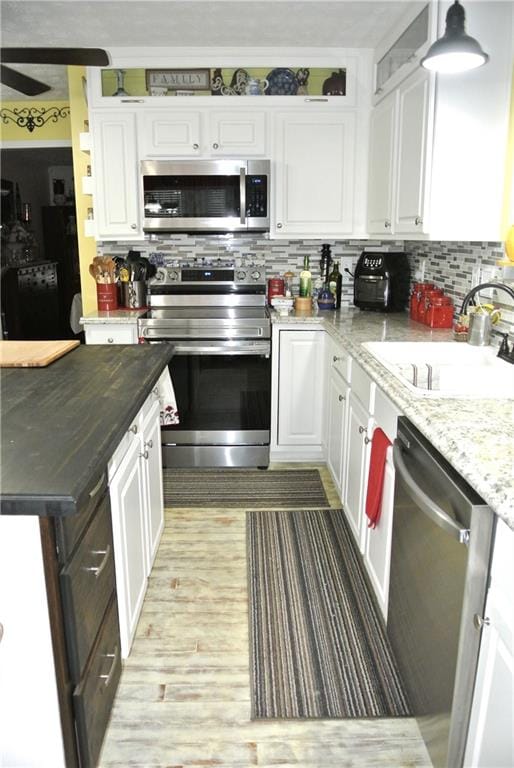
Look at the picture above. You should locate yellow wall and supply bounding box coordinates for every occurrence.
[67,67,97,315]
[0,100,71,141]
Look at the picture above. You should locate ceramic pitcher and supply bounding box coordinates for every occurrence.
[245,77,269,95]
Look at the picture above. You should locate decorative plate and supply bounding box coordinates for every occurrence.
[266,68,298,96]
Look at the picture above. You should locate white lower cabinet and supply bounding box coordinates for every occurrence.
[343,390,374,553]
[108,386,164,658]
[464,520,514,768]
[272,326,326,461]
[326,343,352,499]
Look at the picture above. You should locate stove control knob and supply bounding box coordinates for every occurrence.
[167,270,179,282]
[251,270,261,281]
[236,270,246,281]
[155,269,166,281]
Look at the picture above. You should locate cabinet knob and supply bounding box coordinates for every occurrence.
[107,337,114,343]
[212,142,219,149]
[140,449,149,460]
[384,220,391,229]
[338,394,345,402]
[129,424,138,435]
[193,143,199,150]
[333,355,340,362]
[358,425,367,434]
[144,439,153,449]
[364,436,371,444]
[277,222,283,229]
[414,216,423,226]
[130,223,137,230]
[473,614,491,630]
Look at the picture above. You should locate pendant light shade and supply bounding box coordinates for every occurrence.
[421,0,489,73]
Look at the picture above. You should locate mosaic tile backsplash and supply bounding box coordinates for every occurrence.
[98,234,513,335]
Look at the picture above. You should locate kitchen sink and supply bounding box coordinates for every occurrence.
[362,341,514,398]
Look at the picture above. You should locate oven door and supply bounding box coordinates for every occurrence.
[161,339,271,468]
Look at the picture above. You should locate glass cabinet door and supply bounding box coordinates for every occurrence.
[375,5,430,95]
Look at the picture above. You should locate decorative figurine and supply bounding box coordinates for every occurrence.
[322,69,346,96]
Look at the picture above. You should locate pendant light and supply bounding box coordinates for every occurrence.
[421,0,489,73]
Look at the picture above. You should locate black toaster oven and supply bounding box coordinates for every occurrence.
[353,251,410,312]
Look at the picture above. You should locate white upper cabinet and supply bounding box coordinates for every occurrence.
[367,92,396,235]
[139,109,267,157]
[274,110,357,236]
[90,111,143,240]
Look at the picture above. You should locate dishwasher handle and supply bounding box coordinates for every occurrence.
[393,442,470,544]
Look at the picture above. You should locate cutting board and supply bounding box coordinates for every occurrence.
[0,340,80,368]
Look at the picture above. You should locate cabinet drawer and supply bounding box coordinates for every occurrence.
[330,345,352,382]
[73,595,121,768]
[55,472,108,563]
[352,361,376,413]
[61,492,115,682]
[374,386,401,443]
[85,325,138,345]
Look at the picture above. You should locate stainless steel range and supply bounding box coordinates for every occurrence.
[138,259,271,468]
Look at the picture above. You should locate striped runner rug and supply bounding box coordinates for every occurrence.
[247,508,411,719]
[163,469,329,508]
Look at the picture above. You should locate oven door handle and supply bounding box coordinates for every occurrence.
[172,342,270,356]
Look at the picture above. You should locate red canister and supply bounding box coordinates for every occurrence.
[267,277,285,304]
[410,282,434,321]
[426,295,454,328]
[417,288,442,324]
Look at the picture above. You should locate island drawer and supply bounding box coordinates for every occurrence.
[73,595,121,768]
[55,471,108,563]
[60,492,116,683]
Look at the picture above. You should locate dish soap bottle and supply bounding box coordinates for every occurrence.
[328,260,342,309]
[299,255,312,297]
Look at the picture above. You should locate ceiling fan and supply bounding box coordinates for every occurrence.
[0,48,110,95]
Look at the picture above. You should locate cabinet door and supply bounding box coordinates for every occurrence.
[367,91,397,235]
[394,69,432,235]
[363,446,395,620]
[109,436,147,658]
[140,397,164,572]
[327,368,349,499]
[92,112,141,239]
[274,111,356,235]
[209,110,267,156]
[277,330,325,446]
[342,392,373,553]
[140,111,201,156]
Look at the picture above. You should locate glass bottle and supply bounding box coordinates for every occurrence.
[328,261,342,309]
[299,255,312,297]
[319,243,332,283]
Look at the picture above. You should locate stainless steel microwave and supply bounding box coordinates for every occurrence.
[141,159,270,233]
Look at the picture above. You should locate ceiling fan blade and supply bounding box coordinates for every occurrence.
[1,48,110,66]
[0,64,51,95]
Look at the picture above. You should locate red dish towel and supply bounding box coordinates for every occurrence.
[365,428,392,529]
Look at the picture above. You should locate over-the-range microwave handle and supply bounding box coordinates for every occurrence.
[392,441,470,545]
[240,166,246,226]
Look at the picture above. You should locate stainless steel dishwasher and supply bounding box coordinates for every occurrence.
[388,417,495,768]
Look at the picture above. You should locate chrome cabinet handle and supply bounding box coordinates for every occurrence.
[338,395,345,402]
[129,424,138,435]
[277,222,283,229]
[358,426,367,434]
[88,473,106,499]
[212,142,219,149]
[100,645,119,687]
[384,220,391,228]
[140,449,149,460]
[144,439,153,449]
[82,545,111,578]
[193,143,199,150]
[414,216,423,226]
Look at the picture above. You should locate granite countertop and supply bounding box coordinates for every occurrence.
[273,308,514,531]
[0,344,172,515]
[80,309,147,324]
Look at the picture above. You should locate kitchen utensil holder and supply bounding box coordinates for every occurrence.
[122,281,146,309]
[96,283,118,312]
[468,313,492,346]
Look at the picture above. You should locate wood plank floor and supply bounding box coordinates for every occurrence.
[100,465,432,768]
